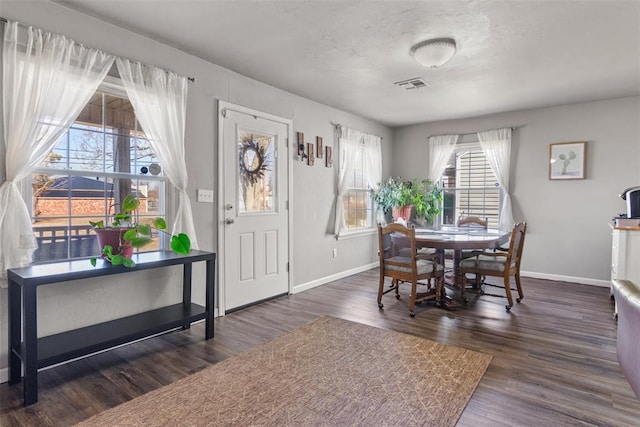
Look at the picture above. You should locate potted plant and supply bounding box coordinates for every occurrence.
[89,194,191,267]
[372,177,443,223]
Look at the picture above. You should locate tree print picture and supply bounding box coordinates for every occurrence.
[549,141,586,180]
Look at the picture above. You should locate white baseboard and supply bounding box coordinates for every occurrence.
[292,262,378,294]
[291,265,610,294]
[520,270,610,287]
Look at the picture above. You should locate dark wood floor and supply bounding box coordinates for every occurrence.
[2,269,639,426]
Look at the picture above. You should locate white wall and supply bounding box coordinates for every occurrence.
[0,1,391,375]
[393,96,640,284]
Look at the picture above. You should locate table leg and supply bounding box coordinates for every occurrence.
[8,279,21,385]
[205,257,215,340]
[432,249,445,296]
[453,250,467,303]
[182,263,193,330]
[435,249,462,309]
[23,285,38,406]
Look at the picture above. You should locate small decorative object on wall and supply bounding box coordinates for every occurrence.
[325,146,333,167]
[549,141,586,180]
[307,142,315,166]
[316,136,323,158]
[296,131,306,159]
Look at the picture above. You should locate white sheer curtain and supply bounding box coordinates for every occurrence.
[362,133,383,224]
[428,134,458,227]
[478,128,514,232]
[428,134,459,183]
[334,126,363,236]
[116,58,199,249]
[362,134,382,189]
[0,21,114,282]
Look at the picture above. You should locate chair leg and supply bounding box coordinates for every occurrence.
[377,272,385,309]
[474,273,482,289]
[393,279,401,298]
[504,276,514,311]
[515,272,524,303]
[460,275,467,303]
[435,274,444,308]
[408,279,417,317]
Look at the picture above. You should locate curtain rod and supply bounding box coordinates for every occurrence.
[330,121,518,141]
[429,126,519,139]
[0,16,195,82]
[330,121,384,140]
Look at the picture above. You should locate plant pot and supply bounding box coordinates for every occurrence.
[392,205,413,222]
[93,228,134,258]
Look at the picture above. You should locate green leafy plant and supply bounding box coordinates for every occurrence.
[89,194,191,267]
[371,177,443,222]
[371,177,404,214]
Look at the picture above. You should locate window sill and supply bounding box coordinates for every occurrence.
[336,228,376,240]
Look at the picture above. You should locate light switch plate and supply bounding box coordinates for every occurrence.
[197,189,214,203]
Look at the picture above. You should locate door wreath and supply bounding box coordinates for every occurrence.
[239,136,269,186]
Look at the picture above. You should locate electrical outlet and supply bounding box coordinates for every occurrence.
[332,248,338,258]
[197,189,214,203]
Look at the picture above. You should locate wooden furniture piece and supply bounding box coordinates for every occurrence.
[7,250,216,406]
[413,227,510,301]
[457,216,489,255]
[377,223,445,317]
[457,216,488,229]
[611,225,640,314]
[459,222,527,311]
[455,216,490,281]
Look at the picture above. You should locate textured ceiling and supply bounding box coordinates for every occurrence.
[53,0,640,127]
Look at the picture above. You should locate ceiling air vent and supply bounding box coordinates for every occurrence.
[394,77,430,90]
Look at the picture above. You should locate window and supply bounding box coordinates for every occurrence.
[335,127,381,238]
[342,149,374,231]
[30,78,166,262]
[441,142,501,228]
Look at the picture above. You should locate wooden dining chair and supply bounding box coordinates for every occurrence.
[455,215,490,286]
[458,222,527,312]
[377,223,445,317]
[441,216,489,262]
[457,215,488,229]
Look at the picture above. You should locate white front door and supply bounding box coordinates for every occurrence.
[220,104,290,312]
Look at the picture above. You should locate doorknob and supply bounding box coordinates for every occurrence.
[225,204,233,210]
[225,218,235,225]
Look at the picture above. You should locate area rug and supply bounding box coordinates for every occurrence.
[77,316,492,426]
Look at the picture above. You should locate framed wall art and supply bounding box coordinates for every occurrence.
[549,141,586,180]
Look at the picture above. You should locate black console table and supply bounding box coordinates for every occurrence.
[7,250,216,406]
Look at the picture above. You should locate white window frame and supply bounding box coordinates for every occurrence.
[440,141,502,228]
[337,147,376,240]
[24,76,171,261]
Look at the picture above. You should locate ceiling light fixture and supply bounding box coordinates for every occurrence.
[411,38,457,68]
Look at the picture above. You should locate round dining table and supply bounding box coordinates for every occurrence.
[413,227,510,303]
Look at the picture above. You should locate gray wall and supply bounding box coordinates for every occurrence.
[2,0,638,378]
[0,1,390,374]
[392,96,640,283]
